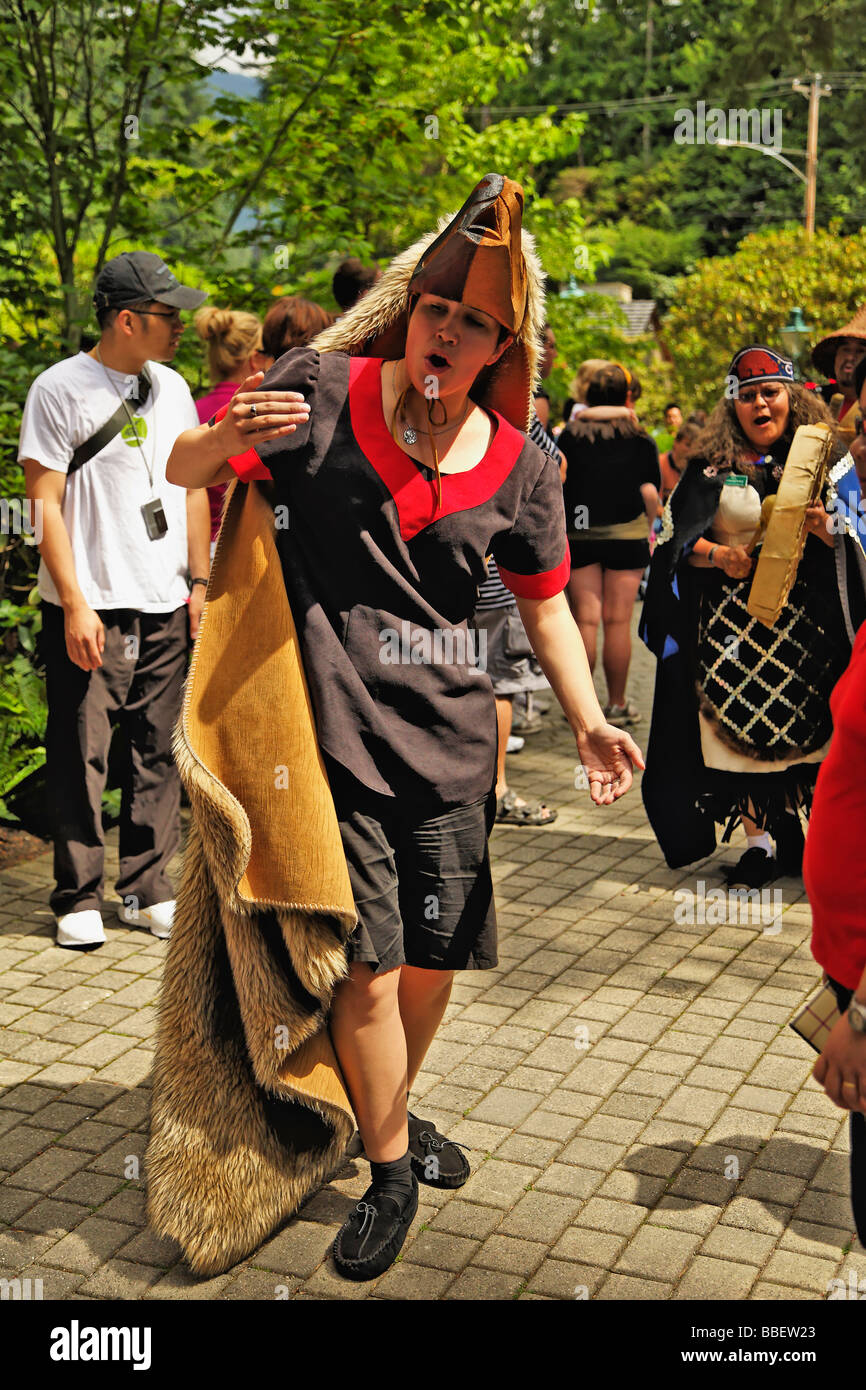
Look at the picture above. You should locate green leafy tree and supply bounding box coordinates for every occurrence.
[498,0,866,266]
[664,223,866,408]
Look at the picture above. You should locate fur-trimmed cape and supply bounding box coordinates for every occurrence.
[146,209,547,1276]
[145,480,358,1276]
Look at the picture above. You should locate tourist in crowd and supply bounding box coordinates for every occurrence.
[194,306,266,554]
[332,257,381,313]
[566,358,613,429]
[260,295,333,366]
[652,400,683,454]
[20,251,209,949]
[658,421,701,503]
[474,553,557,825]
[560,362,660,728]
[641,345,865,889]
[195,298,332,551]
[475,411,565,824]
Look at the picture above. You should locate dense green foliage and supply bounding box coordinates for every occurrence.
[1,0,863,820]
[666,224,866,409]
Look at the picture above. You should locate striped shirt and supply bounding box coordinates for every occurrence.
[477,411,564,610]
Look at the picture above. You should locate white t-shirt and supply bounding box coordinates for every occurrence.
[19,352,199,612]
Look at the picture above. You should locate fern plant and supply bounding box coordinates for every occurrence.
[0,593,46,820]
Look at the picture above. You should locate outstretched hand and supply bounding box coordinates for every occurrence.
[576,722,645,806]
[212,371,311,458]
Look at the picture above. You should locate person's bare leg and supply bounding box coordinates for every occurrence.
[600,567,643,706]
[329,962,408,1162]
[398,965,455,1092]
[567,564,602,672]
[495,695,512,797]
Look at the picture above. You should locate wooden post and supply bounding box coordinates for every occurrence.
[793,74,830,240]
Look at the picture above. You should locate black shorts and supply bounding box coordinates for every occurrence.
[325,759,498,976]
[569,537,650,570]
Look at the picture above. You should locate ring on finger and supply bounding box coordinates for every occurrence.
[249,402,257,419]
[843,1080,858,1090]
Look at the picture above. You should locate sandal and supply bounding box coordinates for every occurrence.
[604,701,642,728]
[495,788,558,826]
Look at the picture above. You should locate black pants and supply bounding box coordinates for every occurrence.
[38,602,189,917]
[827,977,866,1246]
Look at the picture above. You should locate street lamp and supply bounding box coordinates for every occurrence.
[713,74,831,239]
[779,306,813,379]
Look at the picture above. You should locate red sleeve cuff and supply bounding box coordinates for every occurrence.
[228,447,273,482]
[209,405,274,481]
[498,549,570,599]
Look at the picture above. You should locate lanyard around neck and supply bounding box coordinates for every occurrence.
[93,347,156,491]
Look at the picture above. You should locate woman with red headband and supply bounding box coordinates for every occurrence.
[153,175,643,1281]
[641,345,864,888]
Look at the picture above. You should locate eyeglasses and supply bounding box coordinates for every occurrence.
[130,309,182,323]
[737,384,784,404]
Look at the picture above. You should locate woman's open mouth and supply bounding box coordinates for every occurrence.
[753,414,772,427]
[426,352,451,371]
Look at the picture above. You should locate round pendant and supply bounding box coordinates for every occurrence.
[402,426,417,445]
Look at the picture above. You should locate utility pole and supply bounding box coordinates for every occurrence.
[792,73,831,239]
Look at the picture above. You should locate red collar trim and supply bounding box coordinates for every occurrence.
[348,357,525,541]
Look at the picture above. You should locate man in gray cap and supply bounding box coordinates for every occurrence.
[20,251,211,949]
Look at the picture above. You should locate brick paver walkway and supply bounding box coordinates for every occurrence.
[1,613,862,1301]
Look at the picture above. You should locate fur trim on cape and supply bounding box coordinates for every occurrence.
[312,215,546,432]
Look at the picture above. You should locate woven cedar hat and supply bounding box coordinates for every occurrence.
[313,173,544,433]
[811,304,866,377]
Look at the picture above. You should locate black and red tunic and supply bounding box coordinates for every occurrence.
[216,347,569,812]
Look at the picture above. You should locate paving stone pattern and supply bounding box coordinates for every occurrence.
[1,615,861,1301]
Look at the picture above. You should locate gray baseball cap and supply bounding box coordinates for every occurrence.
[94,251,208,313]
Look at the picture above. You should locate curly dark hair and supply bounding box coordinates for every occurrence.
[695,384,842,466]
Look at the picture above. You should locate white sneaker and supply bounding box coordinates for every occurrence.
[55,909,106,949]
[116,898,174,939]
[506,735,525,753]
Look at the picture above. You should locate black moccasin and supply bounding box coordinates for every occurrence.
[408,1112,471,1189]
[332,1174,419,1281]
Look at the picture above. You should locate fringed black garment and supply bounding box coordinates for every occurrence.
[640,441,865,869]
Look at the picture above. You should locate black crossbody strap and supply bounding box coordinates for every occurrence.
[67,365,152,477]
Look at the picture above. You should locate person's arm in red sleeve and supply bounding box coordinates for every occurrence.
[166,370,310,489]
[811,628,866,1113]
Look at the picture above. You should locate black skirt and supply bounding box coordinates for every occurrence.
[325,756,498,975]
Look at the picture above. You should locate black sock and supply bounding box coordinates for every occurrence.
[369,1149,414,1205]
